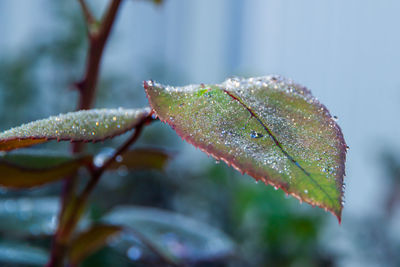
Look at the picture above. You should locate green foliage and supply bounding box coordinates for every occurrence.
[0,108,150,151]
[145,76,347,220]
[106,148,172,171]
[0,151,91,188]
[0,241,49,266]
[68,224,122,265]
[103,206,235,265]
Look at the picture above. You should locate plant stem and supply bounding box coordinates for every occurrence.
[57,115,153,244]
[47,1,124,266]
[78,0,96,27]
[76,0,123,110]
[84,115,151,197]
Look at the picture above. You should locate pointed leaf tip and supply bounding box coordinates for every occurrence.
[144,76,347,221]
[0,107,151,151]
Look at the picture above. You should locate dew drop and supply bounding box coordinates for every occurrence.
[127,246,142,261]
[94,148,115,167]
[250,130,263,139]
[304,189,308,194]
[274,186,278,190]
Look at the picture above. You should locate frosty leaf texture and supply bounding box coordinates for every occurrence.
[0,108,151,151]
[144,76,347,221]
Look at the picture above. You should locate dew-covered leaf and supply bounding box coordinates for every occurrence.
[107,148,172,171]
[0,107,151,151]
[0,151,92,188]
[145,76,347,221]
[69,224,122,265]
[0,241,48,266]
[103,206,234,264]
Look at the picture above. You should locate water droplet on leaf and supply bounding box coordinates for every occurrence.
[250,131,263,139]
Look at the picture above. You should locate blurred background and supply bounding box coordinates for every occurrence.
[0,0,400,266]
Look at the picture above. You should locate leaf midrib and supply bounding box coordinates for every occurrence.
[222,89,336,206]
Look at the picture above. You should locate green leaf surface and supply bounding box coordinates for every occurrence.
[107,148,172,171]
[0,107,150,151]
[103,206,234,264]
[69,224,122,265]
[144,76,347,221]
[0,151,91,188]
[0,241,48,266]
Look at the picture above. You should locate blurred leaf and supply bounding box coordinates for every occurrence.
[0,198,59,236]
[103,206,234,264]
[69,224,122,265]
[145,76,347,221]
[0,107,150,151]
[107,148,172,171]
[0,197,89,237]
[0,241,48,266]
[0,151,91,188]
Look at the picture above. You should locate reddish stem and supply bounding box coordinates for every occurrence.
[76,0,122,110]
[47,1,124,266]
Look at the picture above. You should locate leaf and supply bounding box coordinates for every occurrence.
[68,224,122,265]
[0,197,59,236]
[0,241,48,266]
[0,151,92,188]
[103,206,235,264]
[107,148,173,171]
[0,107,151,151]
[144,76,347,221]
[0,197,89,237]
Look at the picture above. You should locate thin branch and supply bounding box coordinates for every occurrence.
[56,114,155,248]
[82,113,153,198]
[48,1,125,266]
[78,0,97,27]
[98,0,123,42]
[76,0,123,110]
